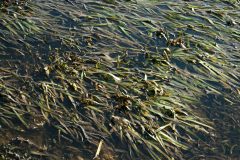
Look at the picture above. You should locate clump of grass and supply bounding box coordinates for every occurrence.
[0,0,240,159]
[0,51,212,159]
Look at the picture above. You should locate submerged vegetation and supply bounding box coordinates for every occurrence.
[0,0,240,159]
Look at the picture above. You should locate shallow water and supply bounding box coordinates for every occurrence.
[0,0,240,159]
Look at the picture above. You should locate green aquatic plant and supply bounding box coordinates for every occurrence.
[0,0,239,159]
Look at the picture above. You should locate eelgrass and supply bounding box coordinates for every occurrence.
[0,0,240,159]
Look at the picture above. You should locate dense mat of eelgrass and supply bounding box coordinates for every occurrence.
[0,0,240,159]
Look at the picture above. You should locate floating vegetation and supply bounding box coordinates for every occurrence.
[0,0,240,159]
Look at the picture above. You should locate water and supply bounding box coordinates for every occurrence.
[0,0,240,159]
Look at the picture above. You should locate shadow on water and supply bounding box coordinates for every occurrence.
[184,93,240,160]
